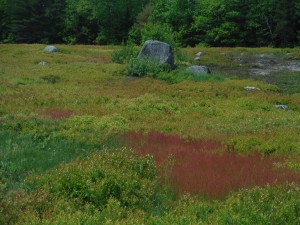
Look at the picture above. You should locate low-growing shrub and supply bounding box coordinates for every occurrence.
[0,148,172,224]
[40,75,61,84]
[211,184,300,225]
[111,43,139,64]
[59,115,129,144]
[30,148,162,210]
[127,57,170,77]
[156,70,228,84]
[152,184,300,225]
[0,115,128,191]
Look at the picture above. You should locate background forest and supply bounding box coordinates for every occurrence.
[0,0,299,47]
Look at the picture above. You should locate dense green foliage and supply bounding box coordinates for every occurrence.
[149,0,300,47]
[0,0,299,46]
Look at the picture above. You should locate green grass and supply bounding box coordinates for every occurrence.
[259,72,300,94]
[0,44,300,224]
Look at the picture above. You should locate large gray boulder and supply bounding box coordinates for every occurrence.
[44,45,58,53]
[187,65,211,75]
[138,40,175,69]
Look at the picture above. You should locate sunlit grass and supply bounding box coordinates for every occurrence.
[0,44,300,224]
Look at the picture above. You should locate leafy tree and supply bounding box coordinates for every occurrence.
[63,0,98,44]
[1,0,299,46]
[245,0,299,47]
[63,0,148,44]
[150,0,199,46]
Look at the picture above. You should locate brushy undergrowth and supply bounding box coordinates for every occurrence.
[0,44,300,224]
[0,114,129,192]
[127,57,171,77]
[0,148,172,225]
[111,43,139,64]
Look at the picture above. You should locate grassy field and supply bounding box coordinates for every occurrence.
[0,44,300,224]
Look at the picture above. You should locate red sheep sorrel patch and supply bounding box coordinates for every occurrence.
[123,131,300,198]
[38,108,73,120]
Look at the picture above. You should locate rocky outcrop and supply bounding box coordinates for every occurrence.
[138,40,175,69]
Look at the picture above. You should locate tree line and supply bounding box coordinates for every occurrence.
[0,0,299,47]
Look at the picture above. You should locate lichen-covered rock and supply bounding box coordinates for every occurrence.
[138,40,175,69]
[187,65,211,75]
[44,45,58,53]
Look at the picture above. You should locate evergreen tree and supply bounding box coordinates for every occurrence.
[9,0,65,43]
[0,0,9,42]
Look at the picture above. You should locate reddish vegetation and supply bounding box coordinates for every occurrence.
[124,131,300,198]
[38,108,73,120]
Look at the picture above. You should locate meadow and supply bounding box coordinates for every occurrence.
[0,44,300,224]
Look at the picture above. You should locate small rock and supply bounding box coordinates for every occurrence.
[38,61,48,66]
[138,40,175,69]
[244,86,260,91]
[235,57,247,64]
[194,57,201,61]
[274,105,289,110]
[187,65,211,75]
[44,45,58,53]
[195,52,204,57]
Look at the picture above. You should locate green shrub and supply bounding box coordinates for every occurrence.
[111,43,139,64]
[128,27,142,45]
[211,185,300,225]
[40,75,61,84]
[59,115,129,144]
[127,57,170,77]
[41,148,160,210]
[141,22,178,48]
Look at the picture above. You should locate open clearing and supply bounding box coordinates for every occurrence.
[0,44,300,224]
